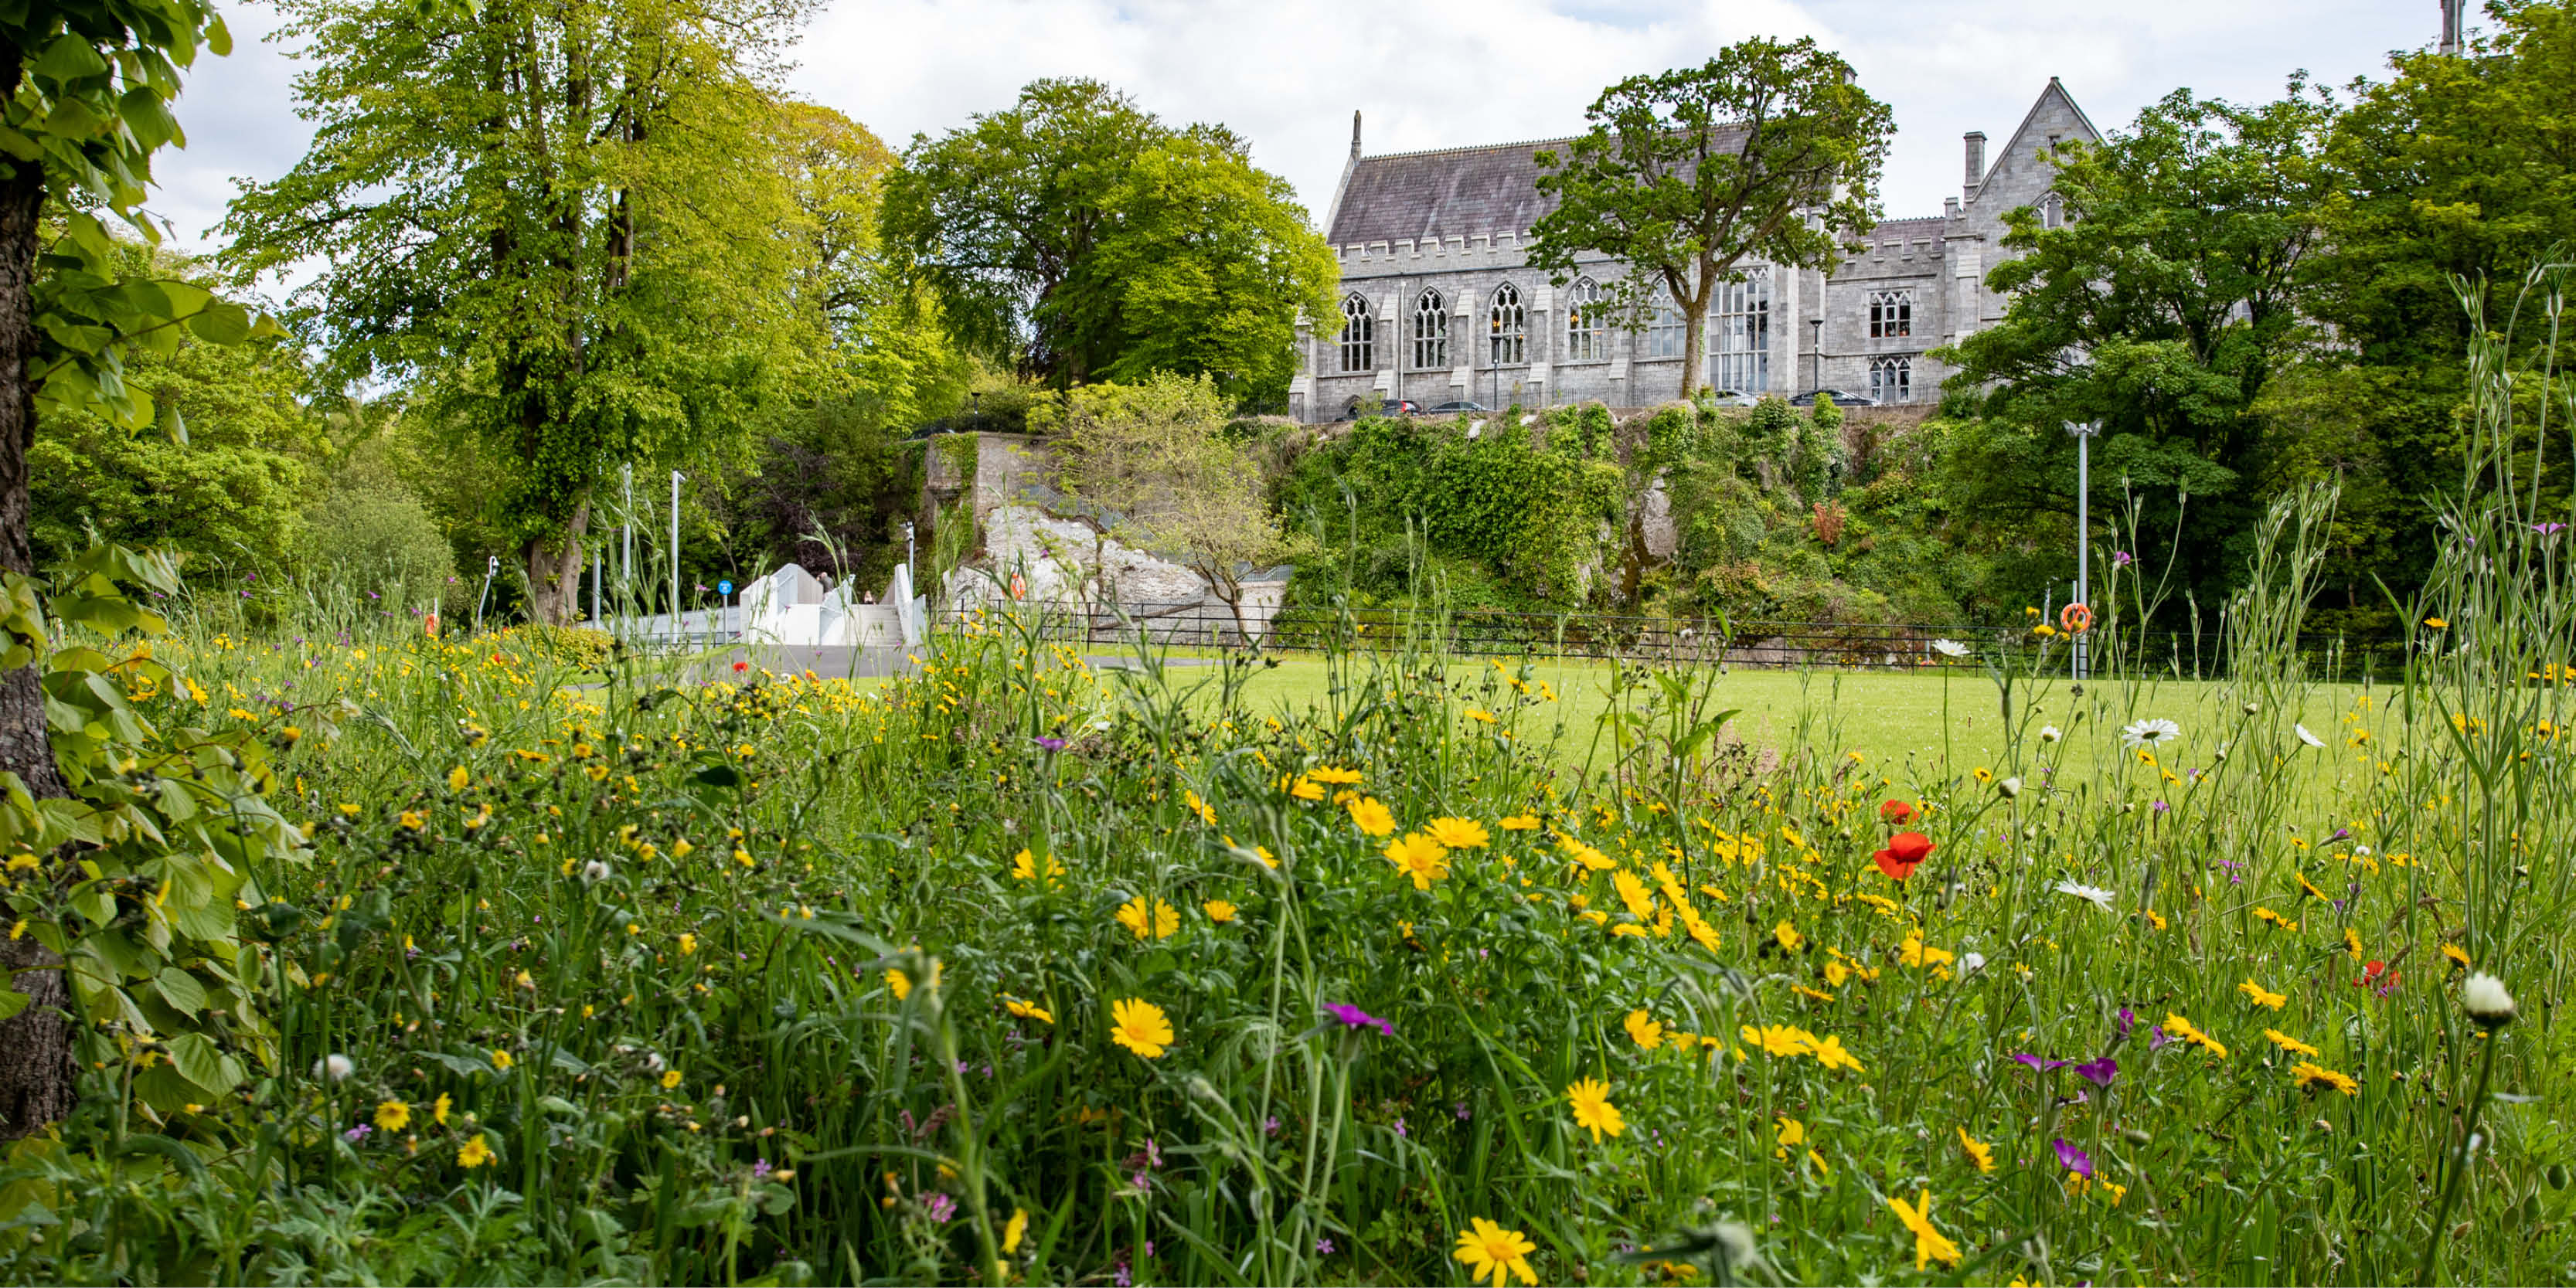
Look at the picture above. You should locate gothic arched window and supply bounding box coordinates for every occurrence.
[1868,290,1912,339]
[1564,277,1604,362]
[1339,294,1374,373]
[1488,284,1526,365]
[1870,355,1913,404]
[1413,289,1448,369]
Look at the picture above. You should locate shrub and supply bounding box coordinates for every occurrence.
[305,463,458,610]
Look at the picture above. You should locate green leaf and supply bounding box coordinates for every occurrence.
[120,1132,209,1181]
[32,35,113,83]
[166,1033,243,1095]
[185,300,252,345]
[118,87,178,153]
[153,966,208,1016]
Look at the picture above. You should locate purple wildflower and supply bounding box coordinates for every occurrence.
[2151,800,2169,814]
[1322,1002,1393,1036]
[1455,1101,1472,1120]
[2112,550,2135,567]
[2117,1007,2135,1037]
[1317,1237,1336,1255]
[1114,1262,1131,1288]
[2074,1055,2118,1088]
[2012,1053,2069,1072]
[343,1123,372,1143]
[1033,736,1067,752]
[2054,1137,2094,1177]
[1393,1116,1407,1139]
[924,1192,956,1223]
[1264,1116,1280,1136]
[2149,1025,2175,1050]
[752,1158,773,1180]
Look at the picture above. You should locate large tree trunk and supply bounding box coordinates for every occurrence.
[0,106,77,1141]
[520,498,591,626]
[1676,273,1707,402]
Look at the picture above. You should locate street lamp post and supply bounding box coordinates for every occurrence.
[2067,420,2101,683]
[669,469,686,643]
[1808,318,1823,394]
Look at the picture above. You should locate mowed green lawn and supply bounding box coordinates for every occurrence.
[1203,654,2397,798]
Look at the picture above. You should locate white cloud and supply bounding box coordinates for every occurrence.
[152,0,2448,262]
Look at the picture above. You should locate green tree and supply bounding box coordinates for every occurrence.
[225,0,819,624]
[1043,372,1295,638]
[304,439,458,608]
[30,253,318,576]
[3,0,297,1143]
[780,101,969,429]
[1527,38,1894,400]
[883,78,1333,403]
[1936,83,2336,607]
[2304,1,2576,599]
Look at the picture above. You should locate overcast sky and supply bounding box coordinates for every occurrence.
[164,0,2459,271]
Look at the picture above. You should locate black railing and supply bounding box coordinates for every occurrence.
[940,600,2406,678]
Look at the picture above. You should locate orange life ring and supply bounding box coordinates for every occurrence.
[2059,602,2094,634]
[424,611,440,638]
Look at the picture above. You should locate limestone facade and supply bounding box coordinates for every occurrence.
[1291,79,2099,421]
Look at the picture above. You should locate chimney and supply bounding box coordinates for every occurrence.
[1351,110,1363,158]
[2440,0,2466,53]
[1962,131,1987,202]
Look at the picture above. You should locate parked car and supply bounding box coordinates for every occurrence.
[1337,399,1422,420]
[1788,388,1881,407]
[1703,389,1758,407]
[1424,400,1492,414]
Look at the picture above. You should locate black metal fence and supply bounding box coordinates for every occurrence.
[941,600,2408,678]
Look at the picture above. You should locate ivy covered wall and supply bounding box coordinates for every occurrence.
[1270,398,2006,627]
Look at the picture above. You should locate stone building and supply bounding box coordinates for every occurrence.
[1288,78,2098,421]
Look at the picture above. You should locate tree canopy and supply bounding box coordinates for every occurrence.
[1528,38,1894,400]
[883,78,1335,404]
[1935,84,2337,610]
[225,0,821,622]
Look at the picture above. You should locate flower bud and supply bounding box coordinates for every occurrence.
[2463,972,2516,1028]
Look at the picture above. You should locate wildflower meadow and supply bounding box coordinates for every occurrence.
[2,304,2574,1288]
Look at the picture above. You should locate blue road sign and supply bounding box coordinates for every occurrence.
[717,580,733,596]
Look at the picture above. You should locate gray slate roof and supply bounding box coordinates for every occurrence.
[1861,216,1947,246]
[1327,138,1580,246]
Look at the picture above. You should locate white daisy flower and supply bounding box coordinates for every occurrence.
[2039,725,2062,743]
[1931,639,1971,658]
[2120,718,2181,749]
[2054,880,2115,910]
[2295,723,2324,749]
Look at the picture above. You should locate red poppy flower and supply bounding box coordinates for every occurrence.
[733,661,750,673]
[1878,799,1914,824]
[1873,831,1935,880]
[2355,960,2400,991]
